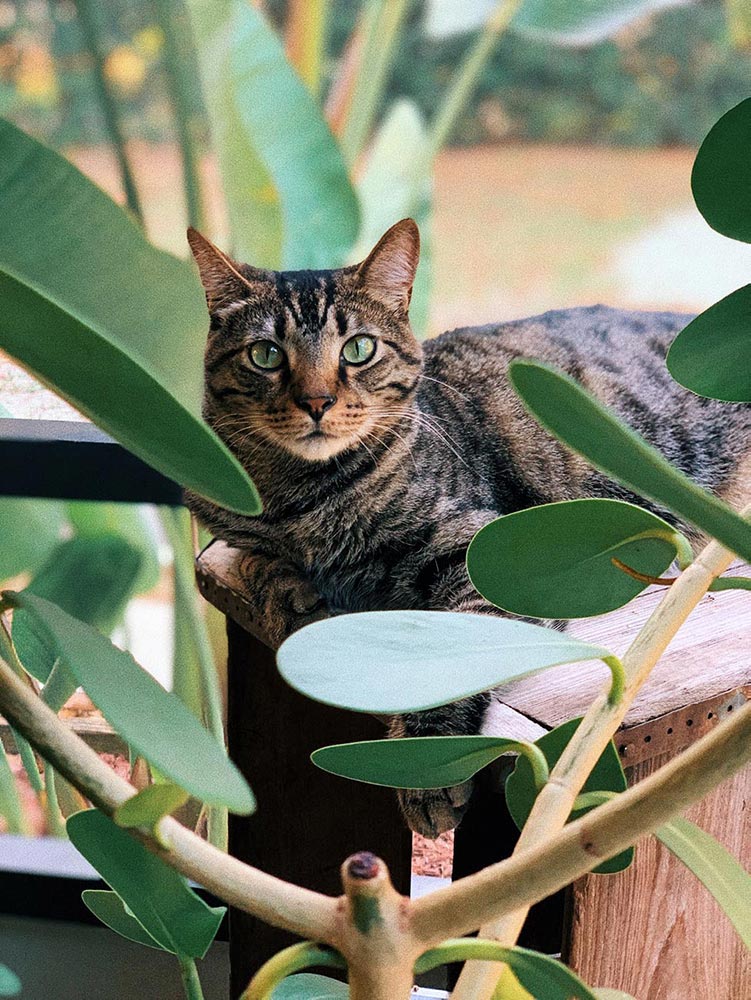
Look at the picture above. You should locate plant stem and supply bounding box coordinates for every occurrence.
[339,0,412,168]
[241,941,346,1000]
[0,740,28,835]
[152,0,206,230]
[426,0,522,163]
[285,0,330,98]
[178,956,205,1000]
[73,0,144,223]
[0,655,338,941]
[0,618,44,797]
[43,762,67,837]
[448,506,750,1000]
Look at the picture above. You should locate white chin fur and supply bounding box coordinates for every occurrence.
[284,433,357,462]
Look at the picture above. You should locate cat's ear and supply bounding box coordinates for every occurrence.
[187,228,262,311]
[356,218,420,314]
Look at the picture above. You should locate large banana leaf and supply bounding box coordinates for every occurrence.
[0,119,260,515]
[186,0,359,269]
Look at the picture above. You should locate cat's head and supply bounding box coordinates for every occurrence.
[188,220,423,463]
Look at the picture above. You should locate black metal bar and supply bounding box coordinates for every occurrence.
[0,418,183,505]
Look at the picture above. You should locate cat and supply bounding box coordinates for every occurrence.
[185,219,751,838]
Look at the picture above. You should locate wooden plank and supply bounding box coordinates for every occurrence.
[566,754,751,998]
[496,563,751,732]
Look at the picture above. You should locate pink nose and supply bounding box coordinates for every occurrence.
[296,395,336,422]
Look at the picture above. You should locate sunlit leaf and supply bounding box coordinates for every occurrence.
[312,735,543,790]
[656,817,751,949]
[506,719,632,874]
[416,939,599,998]
[508,361,751,563]
[666,285,751,403]
[82,889,168,952]
[0,964,20,997]
[6,591,254,813]
[186,1,359,269]
[277,610,612,714]
[0,119,260,515]
[511,0,683,46]
[467,499,682,619]
[271,974,349,999]
[12,535,142,684]
[114,783,190,829]
[68,810,224,958]
[691,97,751,243]
[67,501,161,593]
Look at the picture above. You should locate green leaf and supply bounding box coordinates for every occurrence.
[68,810,224,958]
[506,719,632,875]
[12,535,143,685]
[0,741,28,835]
[66,502,161,594]
[467,498,683,619]
[511,0,678,46]
[656,817,751,949]
[312,735,547,790]
[114,784,190,829]
[666,285,751,403]
[0,119,260,516]
[0,498,65,581]
[277,610,613,714]
[186,1,359,269]
[691,98,751,244]
[82,889,169,952]
[508,361,751,564]
[416,939,599,999]
[5,591,254,813]
[271,974,349,999]
[0,965,21,997]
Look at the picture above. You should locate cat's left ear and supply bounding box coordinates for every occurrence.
[357,218,420,314]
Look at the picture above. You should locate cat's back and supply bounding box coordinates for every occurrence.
[421,305,750,504]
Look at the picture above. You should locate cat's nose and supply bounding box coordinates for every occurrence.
[295,394,336,422]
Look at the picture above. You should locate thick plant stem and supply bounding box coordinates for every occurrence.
[0,655,338,941]
[412,697,751,942]
[43,762,67,837]
[179,957,205,1000]
[448,512,748,1000]
[73,0,144,222]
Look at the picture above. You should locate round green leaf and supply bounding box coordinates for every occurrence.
[666,285,751,402]
[68,810,225,959]
[5,591,254,814]
[0,965,20,997]
[114,784,190,829]
[66,502,161,594]
[312,736,543,790]
[82,889,168,952]
[691,98,751,244]
[0,120,260,516]
[508,360,751,564]
[271,974,349,999]
[467,498,681,619]
[506,719,632,875]
[277,611,613,714]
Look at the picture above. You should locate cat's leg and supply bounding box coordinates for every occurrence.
[232,548,329,648]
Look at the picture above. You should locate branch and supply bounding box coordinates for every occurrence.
[0,656,338,943]
[412,697,751,943]
[449,514,746,999]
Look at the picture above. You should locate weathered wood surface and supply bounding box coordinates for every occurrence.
[566,754,751,999]
[0,713,126,756]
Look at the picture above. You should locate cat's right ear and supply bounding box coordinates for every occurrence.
[187,228,261,311]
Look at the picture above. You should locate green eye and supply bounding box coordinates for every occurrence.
[342,335,376,365]
[250,341,284,370]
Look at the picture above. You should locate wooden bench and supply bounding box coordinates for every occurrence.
[196,541,751,999]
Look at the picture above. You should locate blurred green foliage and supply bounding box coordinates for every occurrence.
[2,0,750,149]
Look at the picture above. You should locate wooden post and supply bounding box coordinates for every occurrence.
[196,542,412,996]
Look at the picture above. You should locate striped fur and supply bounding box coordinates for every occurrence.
[187,222,751,836]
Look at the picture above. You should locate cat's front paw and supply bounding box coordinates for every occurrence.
[397,781,474,838]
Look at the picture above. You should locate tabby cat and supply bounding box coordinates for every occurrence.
[186,219,751,837]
